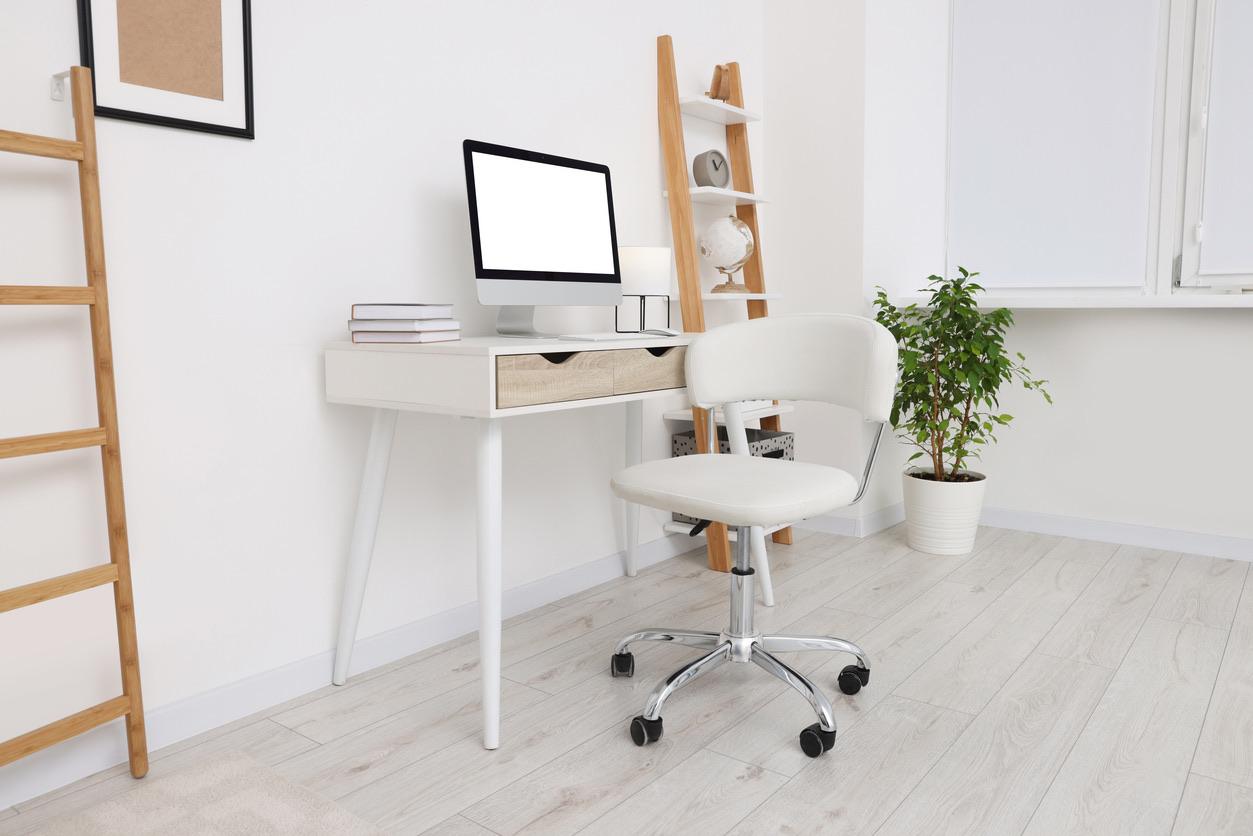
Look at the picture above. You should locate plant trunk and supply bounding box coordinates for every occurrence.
[950,395,974,479]
[931,349,944,481]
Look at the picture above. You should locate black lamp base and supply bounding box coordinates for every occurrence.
[615,294,674,335]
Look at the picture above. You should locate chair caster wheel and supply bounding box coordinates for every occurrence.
[838,664,870,695]
[630,715,663,746]
[799,722,836,757]
[611,652,635,678]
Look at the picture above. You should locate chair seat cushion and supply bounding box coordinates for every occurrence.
[612,454,858,528]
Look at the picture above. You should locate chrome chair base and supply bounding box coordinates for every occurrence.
[612,527,871,758]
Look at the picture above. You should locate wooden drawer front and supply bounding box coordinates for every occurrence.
[496,352,615,408]
[613,346,686,395]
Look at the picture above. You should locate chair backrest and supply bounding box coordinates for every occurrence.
[685,314,898,422]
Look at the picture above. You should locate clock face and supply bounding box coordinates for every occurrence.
[693,150,730,188]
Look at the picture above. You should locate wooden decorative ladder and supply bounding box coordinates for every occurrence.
[657,36,792,572]
[0,67,149,778]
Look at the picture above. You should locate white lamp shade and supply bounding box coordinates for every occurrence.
[618,247,673,296]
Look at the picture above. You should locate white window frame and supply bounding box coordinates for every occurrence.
[1152,0,1193,297]
[1176,0,1253,290]
[926,0,1253,308]
[943,0,1177,301]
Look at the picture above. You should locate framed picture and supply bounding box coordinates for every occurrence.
[77,0,254,139]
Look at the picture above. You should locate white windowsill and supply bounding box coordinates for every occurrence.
[887,292,1253,310]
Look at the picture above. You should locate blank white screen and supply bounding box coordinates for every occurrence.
[948,0,1161,287]
[472,152,615,275]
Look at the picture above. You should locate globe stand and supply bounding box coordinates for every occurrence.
[709,270,751,294]
[701,215,754,295]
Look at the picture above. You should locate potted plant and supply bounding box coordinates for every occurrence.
[872,268,1050,555]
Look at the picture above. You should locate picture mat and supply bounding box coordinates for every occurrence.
[88,0,247,129]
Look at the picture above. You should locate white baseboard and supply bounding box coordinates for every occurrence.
[858,503,907,537]
[790,511,860,537]
[794,502,904,539]
[0,533,692,810]
[343,531,693,677]
[800,502,1253,564]
[978,506,1253,562]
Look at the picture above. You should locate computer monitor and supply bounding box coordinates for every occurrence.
[463,140,622,336]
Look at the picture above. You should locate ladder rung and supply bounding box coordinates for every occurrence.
[0,285,96,305]
[0,696,131,768]
[0,129,85,161]
[0,564,119,614]
[0,427,108,460]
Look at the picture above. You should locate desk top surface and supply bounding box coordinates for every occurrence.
[325,334,693,358]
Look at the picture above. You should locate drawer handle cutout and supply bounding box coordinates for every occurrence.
[645,346,676,358]
[539,352,576,365]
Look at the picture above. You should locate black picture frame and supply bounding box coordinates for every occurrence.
[77,0,255,140]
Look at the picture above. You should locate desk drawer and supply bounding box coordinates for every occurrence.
[613,346,686,395]
[495,346,686,408]
[496,351,615,408]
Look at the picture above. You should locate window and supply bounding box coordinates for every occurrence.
[947,0,1163,291]
[867,0,1253,307]
[1178,0,1253,289]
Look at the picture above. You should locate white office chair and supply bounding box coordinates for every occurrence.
[609,313,897,757]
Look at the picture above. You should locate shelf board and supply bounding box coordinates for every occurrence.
[665,186,765,206]
[890,292,1253,310]
[663,520,788,539]
[662,402,794,423]
[701,292,780,301]
[679,97,760,125]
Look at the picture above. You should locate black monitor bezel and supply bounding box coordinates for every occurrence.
[463,139,622,284]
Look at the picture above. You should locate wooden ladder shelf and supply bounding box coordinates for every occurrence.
[657,36,792,572]
[0,67,149,778]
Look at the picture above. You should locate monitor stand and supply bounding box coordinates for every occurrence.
[496,305,556,339]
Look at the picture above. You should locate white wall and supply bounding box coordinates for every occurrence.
[765,0,864,319]
[0,0,767,803]
[864,0,1253,541]
[763,0,879,507]
[864,0,948,304]
[977,309,1253,540]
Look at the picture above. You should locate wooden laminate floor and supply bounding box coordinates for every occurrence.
[5,526,1253,835]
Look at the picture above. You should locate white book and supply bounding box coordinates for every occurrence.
[351,330,460,344]
[351,303,453,319]
[348,318,460,332]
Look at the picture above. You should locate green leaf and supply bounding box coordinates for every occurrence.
[877,266,1050,469]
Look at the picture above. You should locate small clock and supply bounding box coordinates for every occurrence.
[692,149,730,188]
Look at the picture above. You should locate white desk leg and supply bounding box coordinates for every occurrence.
[476,417,503,750]
[751,525,775,607]
[333,408,398,685]
[623,400,643,577]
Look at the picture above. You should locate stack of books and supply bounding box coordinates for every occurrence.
[349,303,460,344]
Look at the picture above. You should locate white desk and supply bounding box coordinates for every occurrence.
[324,335,692,749]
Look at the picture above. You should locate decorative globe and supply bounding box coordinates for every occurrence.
[698,215,754,275]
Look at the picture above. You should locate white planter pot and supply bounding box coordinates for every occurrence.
[901,470,987,555]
